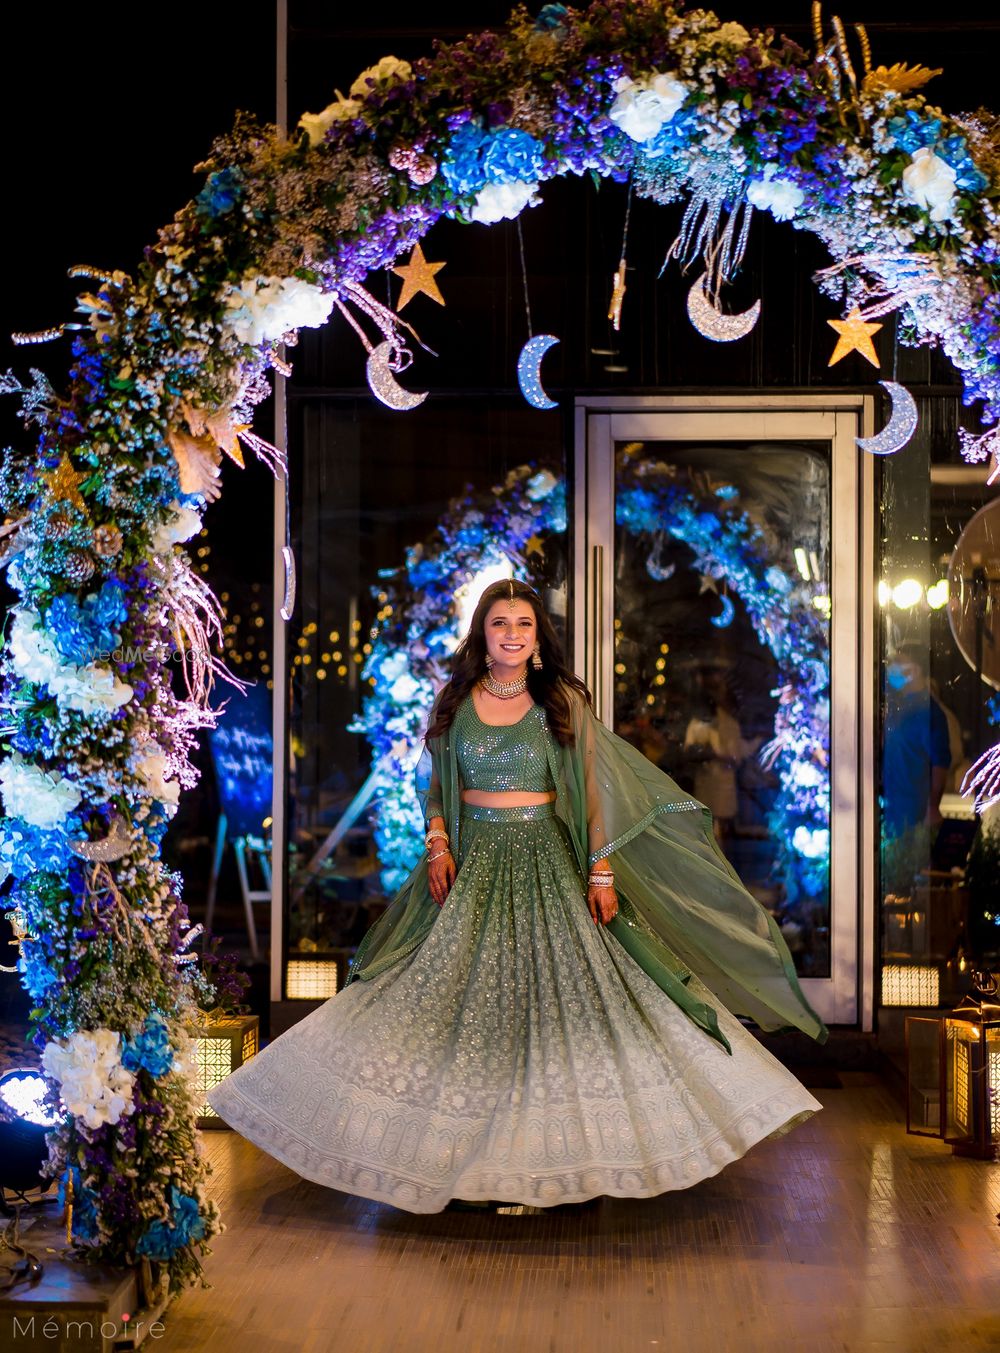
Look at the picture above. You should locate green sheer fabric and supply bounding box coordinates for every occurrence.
[345,681,828,1049]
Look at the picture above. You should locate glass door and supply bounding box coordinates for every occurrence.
[575,398,874,1027]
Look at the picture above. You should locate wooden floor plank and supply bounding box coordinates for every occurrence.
[158,1075,1000,1353]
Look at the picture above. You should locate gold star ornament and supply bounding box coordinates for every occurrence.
[392,242,446,311]
[524,533,546,559]
[827,307,882,368]
[43,453,89,511]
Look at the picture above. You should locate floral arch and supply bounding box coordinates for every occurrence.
[1,0,999,1291]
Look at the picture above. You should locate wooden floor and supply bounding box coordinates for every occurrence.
[161,1074,1000,1353]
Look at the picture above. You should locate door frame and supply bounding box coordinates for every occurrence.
[573,394,876,1030]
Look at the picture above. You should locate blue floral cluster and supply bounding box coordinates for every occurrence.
[194,166,244,220]
[616,477,831,917]
[136,1186,207,1260]
[441,124,547,196]
[887,110,988,193]
[45,579,129,667]
[122,1011,175,1079]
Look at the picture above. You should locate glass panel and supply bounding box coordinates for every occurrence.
[285,396,568,986]
[905,1016,942,1135]
[613,439,832,978]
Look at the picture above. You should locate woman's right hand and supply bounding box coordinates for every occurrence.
[428,849,457,906]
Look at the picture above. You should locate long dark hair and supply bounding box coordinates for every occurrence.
[425,579,591,747]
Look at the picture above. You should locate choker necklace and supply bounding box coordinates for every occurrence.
[481,670,528,699]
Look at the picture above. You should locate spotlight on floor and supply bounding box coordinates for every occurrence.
[0,1067,60,1212]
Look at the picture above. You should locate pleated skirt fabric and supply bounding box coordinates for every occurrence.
[208,801,821,1213]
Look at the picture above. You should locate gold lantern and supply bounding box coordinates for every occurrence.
[905,968,1000,1160]
[195,1014,260,1129]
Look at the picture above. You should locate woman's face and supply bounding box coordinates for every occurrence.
[483,597,537,674]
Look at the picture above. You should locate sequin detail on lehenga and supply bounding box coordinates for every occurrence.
[208,798,821,1213]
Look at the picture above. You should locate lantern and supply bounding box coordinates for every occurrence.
[905,968,1000,1159]
[195,1014,259,1129]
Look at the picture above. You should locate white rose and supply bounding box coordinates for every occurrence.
[0,754,83,829]
[468,180,541,224]
[746,164,806,221]
[134,742,181,816]
[713,22,751,47]
[902,147,957,223]
[151,500,203,554]
[223,275,336,347]
[298,94,361,146]
[609,71,689,143]
[349,55,412,99]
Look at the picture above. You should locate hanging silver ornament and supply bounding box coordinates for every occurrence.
[855,380,918,456]
[686,273,761,343]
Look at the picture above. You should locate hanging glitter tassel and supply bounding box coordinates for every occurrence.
[64,1166,74,1245]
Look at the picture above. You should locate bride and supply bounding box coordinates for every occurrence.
[208,577,825,1212]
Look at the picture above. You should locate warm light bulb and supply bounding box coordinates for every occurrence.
[877,580,892,607]
[892,578,923,609]
[926,578,949,610]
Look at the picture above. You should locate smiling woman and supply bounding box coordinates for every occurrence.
[208,576,825,1211]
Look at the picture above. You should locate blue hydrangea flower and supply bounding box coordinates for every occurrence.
[441,123,490,195]
[195,166,244,219]
[45,594,94,665]
[136,1188,207,1260]
[482,129,546,184]
[84,580,129,652]
[534,3,568,31]
[122,1011,174,1079]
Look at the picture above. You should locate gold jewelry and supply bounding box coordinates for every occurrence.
[428,848,452,863]
[485,652,495,669]
[531,642,542,670]
[425,827,449,844]
[506,578,517,610]
[481,670,528,699]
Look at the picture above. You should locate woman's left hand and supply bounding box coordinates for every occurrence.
[587,884,618,926]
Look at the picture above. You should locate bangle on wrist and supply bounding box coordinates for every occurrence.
[428,848,452,863]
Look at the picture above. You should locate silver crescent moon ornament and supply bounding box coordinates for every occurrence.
[686,273,761,343]
[366,341,428,411]
[710,593,735,628]
[855,380,918,456]
[517,334,560,410]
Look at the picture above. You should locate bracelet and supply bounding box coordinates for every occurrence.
[428,848,452,863]
[588,874,615,887]
[425,828,449,848]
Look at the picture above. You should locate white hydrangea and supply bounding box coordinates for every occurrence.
[747,164,806,221]
[468,180,541,224]
[712,22,751,47]
[298,93,361,146]
[349,55,412,99]
[8,610,133,715]
[41,1029,135,1129]
[609,71,689,143]
[0,754,83,829]
[151,500,203,554]
[222,275,336,347]
[902,147,957,224]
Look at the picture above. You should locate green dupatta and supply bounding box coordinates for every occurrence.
[344,681,828,1054]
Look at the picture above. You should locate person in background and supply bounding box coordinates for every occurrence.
[683,668,762,844]
[882,643,951,838]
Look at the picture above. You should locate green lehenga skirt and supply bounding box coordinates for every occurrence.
[208,802,821,1213]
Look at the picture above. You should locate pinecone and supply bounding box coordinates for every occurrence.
[48,508,75,540]
[64,549,96,584]
[93,523,123,557]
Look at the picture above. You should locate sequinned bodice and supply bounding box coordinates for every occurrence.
[454,692,557,794]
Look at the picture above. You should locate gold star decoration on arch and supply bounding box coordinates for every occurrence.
[392,242,446,311]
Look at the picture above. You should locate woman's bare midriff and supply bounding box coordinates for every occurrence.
[460,788,556,807]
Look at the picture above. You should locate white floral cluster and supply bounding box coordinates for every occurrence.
[8,609,134,716]
[747,164,806,222]
[222,275,337,347]
[609,70,690,143]
[41,1029,136,1129]
[298,55,413,146]
[469,181,542,224]
[151,499,203,555]
[0,753,82,829]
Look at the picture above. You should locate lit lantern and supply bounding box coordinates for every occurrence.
[905,968,1000,1159]
[195,1014,259,1129]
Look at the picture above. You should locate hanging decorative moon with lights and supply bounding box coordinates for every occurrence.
[710,593,735,628]
[855,380,918,456]
[366,341,428,411]
[517,334,560,410]
[686,273,761,343]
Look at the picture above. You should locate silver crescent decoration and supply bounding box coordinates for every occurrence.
[366,340,428,411]
[280,545,296,621]
[69,817,135,862]
[686,272,761,343]
[710,593,735,628]
[855,380,918,456]
[517,334,560,410]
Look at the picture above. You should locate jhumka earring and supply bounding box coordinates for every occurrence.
[531,643,542,670]
[485,652,495,669]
